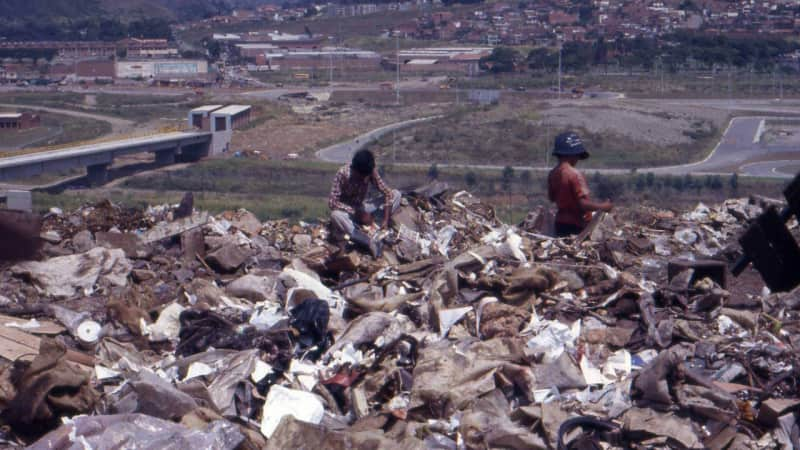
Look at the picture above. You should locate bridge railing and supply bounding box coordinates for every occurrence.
[1,125,191,159]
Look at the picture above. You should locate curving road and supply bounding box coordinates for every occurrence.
[0,103,135,135]
[316,116,442,163]
[316,113,800,178]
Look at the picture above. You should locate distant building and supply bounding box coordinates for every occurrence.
[121,38,179,57]
[76,60,116,80]
[188,105,223,131]
[0,112,40,130]
[116,59,209,79]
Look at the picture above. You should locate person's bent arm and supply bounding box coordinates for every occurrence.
[372,170,394,228]
[578,197,613,213]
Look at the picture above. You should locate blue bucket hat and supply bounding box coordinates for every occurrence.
[553,131,589,159]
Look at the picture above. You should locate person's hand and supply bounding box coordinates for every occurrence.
[381,216,390,230]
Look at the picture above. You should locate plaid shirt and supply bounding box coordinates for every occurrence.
[328,165,393,215]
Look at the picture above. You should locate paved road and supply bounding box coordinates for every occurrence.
[650,116,799,177]
[739,160,800,178]
[315,114,800,178]
[0,103,135,135]
[316,116,442,163]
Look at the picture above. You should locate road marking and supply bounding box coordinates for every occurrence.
[753,119,766,144]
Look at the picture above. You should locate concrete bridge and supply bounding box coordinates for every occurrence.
[0,104,252,187]
[0,131,213,185]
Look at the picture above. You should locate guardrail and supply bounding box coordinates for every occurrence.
[1,125,190,159]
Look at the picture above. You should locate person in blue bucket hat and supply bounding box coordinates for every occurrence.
[547,131,613,237]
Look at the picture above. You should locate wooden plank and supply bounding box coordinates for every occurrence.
[0,326,94,366]
[0,313,65,335]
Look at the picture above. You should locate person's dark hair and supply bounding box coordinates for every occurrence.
[351,149,376,176]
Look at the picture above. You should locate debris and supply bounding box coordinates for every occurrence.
[0,191,795,448]
[11,247,132,298]
[260,385,324,438]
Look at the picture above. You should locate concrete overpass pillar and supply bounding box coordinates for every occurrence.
[155,149,177,165]
[86,163,109,186]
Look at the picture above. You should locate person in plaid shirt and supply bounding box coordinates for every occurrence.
[329,149,401,258]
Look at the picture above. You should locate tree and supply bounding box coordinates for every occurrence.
[428,164,439,180]
[465,171,478,189]
[730,173,739,192]
[519,170,531,192]
[635,174,647,191]
[646,172,655,187]
[501,166,515,192]
[527,47,553,71]
[593,37,608,71]
[480,47,520,73]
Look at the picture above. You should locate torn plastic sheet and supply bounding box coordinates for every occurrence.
[438,306,472,338]
[251,360,274,383]
[602,349,633,380]
[280,268,341,308]
[260,385,325,438]
[434,225,457,257]
[580,356,614,386]
[95,365,122,381]
[327,343,365,367]
[206,350,260,417]
[673,228,699,246]
[144,303,185,342]
[249,303,286,330]
[183,362,216,381]
[4,318,42,330]
[289,360,320,391]
[525,317,581,364]
[28,414,244,450]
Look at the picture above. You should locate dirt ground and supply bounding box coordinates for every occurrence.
[763,120,800,145]
[364,96,729,168]
[229,99,452,159]
[539,99,730,148]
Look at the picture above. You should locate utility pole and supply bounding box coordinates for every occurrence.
[727,68,732,108]
[329,51,333,84]
[557,41,562,100]
[395,32,400,105]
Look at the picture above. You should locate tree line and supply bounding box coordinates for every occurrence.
[0,17,172,42]
[482,32,799,74]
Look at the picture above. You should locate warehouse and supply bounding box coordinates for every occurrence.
[188,105,224,131]
[211,105,252,132]
[115,59,209,79]
[0,112,40,130]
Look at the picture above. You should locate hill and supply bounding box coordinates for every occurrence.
[0,0,280,40]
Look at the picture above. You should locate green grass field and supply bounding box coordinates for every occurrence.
[0,111,112,152]
[33,158,786,222]
[0,92,202,123]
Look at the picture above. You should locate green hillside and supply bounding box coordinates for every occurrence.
[0,0,278,41]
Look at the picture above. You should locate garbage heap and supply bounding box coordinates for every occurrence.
[0,187,798,449]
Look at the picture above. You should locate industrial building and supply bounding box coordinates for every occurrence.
[389,47,491,74]
[247,48,381,72]
[0,39,178,59]
[211,105,252,132]
[188,105,224,131]
[115,59,209,79]
[0,112,40,130]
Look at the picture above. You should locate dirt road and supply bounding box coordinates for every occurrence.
[0,103,135,135]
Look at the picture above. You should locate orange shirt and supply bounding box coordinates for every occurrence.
[548,162,591,227]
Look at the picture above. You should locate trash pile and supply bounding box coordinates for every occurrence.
[1,187,799,449]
